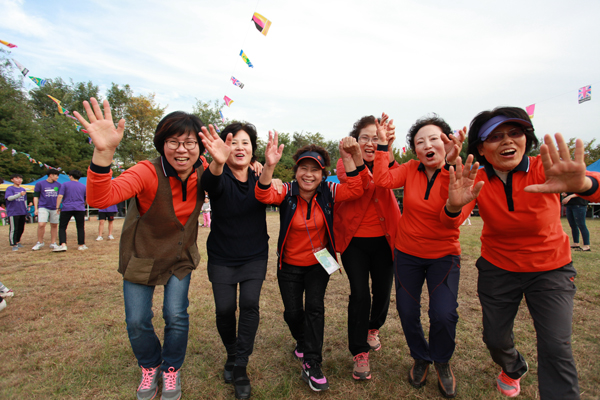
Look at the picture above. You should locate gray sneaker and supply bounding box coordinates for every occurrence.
[136,366,160,400]
[49,243,59,250]
[32,242,44,251]
[162,367,181,400]
[12,245,19,251]
[17,243,23,248]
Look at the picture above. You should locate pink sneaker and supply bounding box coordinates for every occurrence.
[497,370,521,397]
[367,329,381,351]
[136,366,160,400]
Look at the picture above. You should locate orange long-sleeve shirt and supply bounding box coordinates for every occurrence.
[441,155,600,272]
[87,157,208,226]
[373,149,460,259]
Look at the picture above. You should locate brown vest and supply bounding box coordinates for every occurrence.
[118,157,204,286]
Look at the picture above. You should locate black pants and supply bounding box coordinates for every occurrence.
[341,236,393,356]
[278,263,330,364]
[58,210,86,245]
[8,214,26,246]
[212,279,264,367]
[476,257,580,400]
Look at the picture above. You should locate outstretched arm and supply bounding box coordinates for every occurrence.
[446,155,485,213]
[198,125,233,177]
[73,98,126,167]
[258,130,284,187]
[525,133,593,194]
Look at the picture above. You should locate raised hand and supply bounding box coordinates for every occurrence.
[442,126,466,165]
[250,160,264,176]
[375,113,391,145]
[341,136,361,157]
[264,130,284,166]
[73,98,125,165]
[525,133,592,194]
[387,116,396,148]
[199,125,232,166]
[447,155,485,212]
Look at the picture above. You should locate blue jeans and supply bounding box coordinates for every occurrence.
[566,205,590,246]
[394,250,461,363]
[123,273,191,371]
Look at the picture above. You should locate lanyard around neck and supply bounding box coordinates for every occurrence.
[299,197,325,252]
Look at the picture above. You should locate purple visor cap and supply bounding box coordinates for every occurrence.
[478,115,532,141]
[296,151,326,169]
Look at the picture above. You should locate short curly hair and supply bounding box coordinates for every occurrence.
[349,115,379,139]
[467,106,537,169]
[292,144,331,174]
[406,114,452,152]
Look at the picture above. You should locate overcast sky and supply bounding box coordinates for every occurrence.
[1,0,599,147]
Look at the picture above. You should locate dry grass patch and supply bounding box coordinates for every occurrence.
[0,215,599,399]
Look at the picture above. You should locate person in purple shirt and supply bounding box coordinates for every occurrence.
[33,169,61,250]
[97,203,118,241]
[54,170,87,252]
[4,174,28,251]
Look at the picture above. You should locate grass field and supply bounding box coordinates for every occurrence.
[1,214,599,399]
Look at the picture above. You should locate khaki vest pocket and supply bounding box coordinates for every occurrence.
[123,256,155,285]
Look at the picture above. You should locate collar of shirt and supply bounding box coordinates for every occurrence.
[484,156,530,180]
[417,162,444,173]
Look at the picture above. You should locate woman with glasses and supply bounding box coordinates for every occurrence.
[333,114,401,381]
[445,106,600,399]
[77,98,209,400]
[373,115,464,398]
[199,122,275,400]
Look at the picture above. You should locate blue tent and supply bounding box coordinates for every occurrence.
[587,160,600,173]
[326,175,340,184]
[28,174,87,186]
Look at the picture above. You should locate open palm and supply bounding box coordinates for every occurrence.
[73,98,125,153]
[447,155,484,211]
[264,130,284,166]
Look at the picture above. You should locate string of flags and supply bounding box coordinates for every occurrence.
[525,84,592,119]
[221,11,272,115]
[0,142,64,172]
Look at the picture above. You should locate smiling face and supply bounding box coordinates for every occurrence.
[226,130,253,169]
[357,124,378,163]
[414,125,446,171]
[11,176,23,187]
[477,123,526,172]
[163,131,199,179]
[295,159,323,197]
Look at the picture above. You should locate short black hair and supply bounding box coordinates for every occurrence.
[153,111,206,157]
[10,173,23,180]
[220,123,258,163]
[349,115,379,139]
[467,106,538,169]
[406,114,452,152]
[47,169,60,176]
[292,144,331,174]
[68,170,82,180]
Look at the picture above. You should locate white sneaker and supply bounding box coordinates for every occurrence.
[96,236,103,241]
[108,235,115,240]
[53,244,67,252]
[78,245,88,251]
[0,287,14,298]
[32,242,45,251]
[49,243,59,250]
[0,299,6,312]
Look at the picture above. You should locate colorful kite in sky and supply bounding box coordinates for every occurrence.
[1,40,17,48]
[231,76,245,89]
[526,104,535,118]
[240,50,253,68]
[224,96,234,107]
[579,85,591,104]
[29,76,47,87]
[219,110,225,123]
[47,95,66,114]
[12,59,29,77]
[252,12,272,36]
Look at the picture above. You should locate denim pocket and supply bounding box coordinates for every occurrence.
[123,256,155,285]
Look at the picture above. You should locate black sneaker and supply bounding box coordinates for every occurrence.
[408,359,429,388]
[301,360,329,391]
[434,362,457,398]
[293,343,304,361]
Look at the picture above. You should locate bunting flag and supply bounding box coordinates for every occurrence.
[231,76,245,89]
[579,85,591,104]
[29,76,47,87]
[526,104,535,118]
[0,144,7,151]
[12,59,29,77]
[0,142,64,171]
[219,110,225,123]
[224,96,234,107]
[402,146,406,154]
[251,12,272,36]
[0,40,17,48]
[239,50,253,68]
[47,95,66,114]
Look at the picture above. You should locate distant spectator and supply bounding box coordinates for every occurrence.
[54,170,87,252]
[201,196,211,228]
[32,169,61,250]
[562,192,591,251]
[97,204,118,241]
[4,174,28,250]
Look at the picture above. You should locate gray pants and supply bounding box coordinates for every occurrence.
[476,257,580,400]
